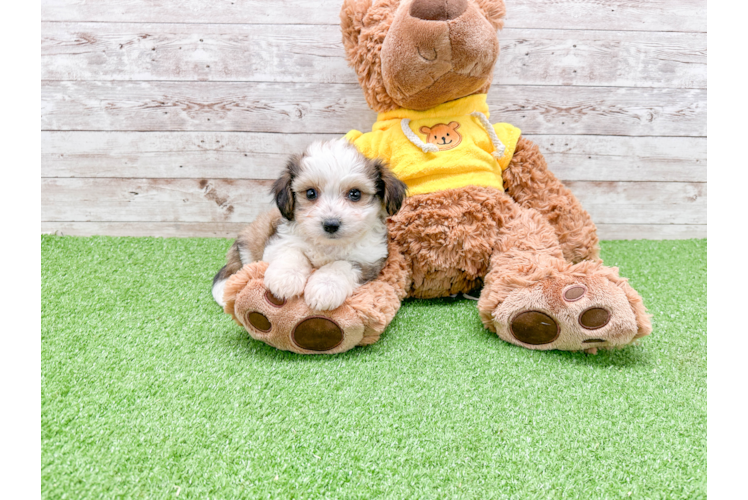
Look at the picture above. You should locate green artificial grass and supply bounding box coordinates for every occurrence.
[41,236,706,499]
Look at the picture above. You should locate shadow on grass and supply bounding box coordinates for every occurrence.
[484,328,654,368]
[216,322,391,364]
[217,298,651,369]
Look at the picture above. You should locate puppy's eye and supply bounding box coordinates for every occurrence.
[305,188,317,200]
[347,189,361,202]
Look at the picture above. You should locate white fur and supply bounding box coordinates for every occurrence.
[212,278,227,307]
[263,139,390,311]
[304,261,362,311]
[263,246,313,300]
[238,246,253,266]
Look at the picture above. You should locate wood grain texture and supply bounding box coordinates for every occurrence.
[41,131,337,180]
[41,0,707,32]
[41,178,274,223]
[40,0,708,240]
[42,23,706,89]
[41,221,706,240]
[41,178,704,225]
[42,132,706,182]
[42,81,706,136]
[564,181,706,225]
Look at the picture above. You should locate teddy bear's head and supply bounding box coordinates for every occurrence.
[341,0,506,112]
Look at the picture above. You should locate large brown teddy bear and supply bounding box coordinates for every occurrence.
[217,0,651,354]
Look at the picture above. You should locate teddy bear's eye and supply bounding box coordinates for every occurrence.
[347,189,362,202]
[305,188,317,200]
[446,133,450,136]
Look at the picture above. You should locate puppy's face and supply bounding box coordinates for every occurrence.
[271,139,407,245]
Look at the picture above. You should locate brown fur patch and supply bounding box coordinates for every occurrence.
[364,156,408,215]
[389,185,554,298]
[410,0,468,21]
[216,208,282,295]
[340,0,400,112]
[236,208,282,264]
[353,258,387,283]
[271,154,302,220]
[473,0,506,29]
[504,137,601,264]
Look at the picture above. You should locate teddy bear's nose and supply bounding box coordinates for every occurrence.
[410,0,468,21]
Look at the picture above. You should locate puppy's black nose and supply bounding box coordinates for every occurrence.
[322,219,341,234]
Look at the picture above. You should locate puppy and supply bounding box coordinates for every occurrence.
[212,139,407,311]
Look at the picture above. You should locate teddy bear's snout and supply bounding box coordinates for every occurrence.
[410,0,468,21]
[379,0,501,110]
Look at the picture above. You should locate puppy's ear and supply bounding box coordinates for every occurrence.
[370,158,407,216]
[271,154,301,220]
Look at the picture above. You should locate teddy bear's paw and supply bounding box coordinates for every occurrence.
[486,269,651,352]
[228,268,366,354]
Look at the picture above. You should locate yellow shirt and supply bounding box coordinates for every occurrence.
[345,94,521,196]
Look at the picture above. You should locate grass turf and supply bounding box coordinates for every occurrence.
[41,236,706,499]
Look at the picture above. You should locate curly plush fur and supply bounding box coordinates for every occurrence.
[218,0,651,354]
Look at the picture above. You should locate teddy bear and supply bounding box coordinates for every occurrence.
[217,0,652,355]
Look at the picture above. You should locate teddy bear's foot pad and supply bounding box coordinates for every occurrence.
[489,270,648,352]
[509,306,613,347]
[292,317,345,351]
[509,311,560,345]
[229,268,364,354]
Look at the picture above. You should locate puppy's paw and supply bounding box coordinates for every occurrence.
[263,264,310,300]
[304,272,354,311]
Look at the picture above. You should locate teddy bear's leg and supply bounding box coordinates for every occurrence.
[222,240,410,354]
[477,206,651,353]
[503,137,601,264]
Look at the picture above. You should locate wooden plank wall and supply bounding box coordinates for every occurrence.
[41,0,707,240]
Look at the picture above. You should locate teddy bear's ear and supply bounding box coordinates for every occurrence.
[448,121,460,130]
[340,0,400,112]
[340,0,374,56]
[473,0,506,30]
[419,126,432,135]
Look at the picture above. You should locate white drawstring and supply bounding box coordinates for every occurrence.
[471,111,505,159]
[400,119,439,153]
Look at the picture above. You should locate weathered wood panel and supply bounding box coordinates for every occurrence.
[595,224,705,241]
[42,221,252,239]
[41,178,274,223]
[41,131,337,180]
[41,221,707,240]
[41,0,707,32]
[41,178,705,225]
[564,181,706,225]
[42,132,707,182]
[39,0,708,240]
[41,23,706,89]
[41,81,707,136]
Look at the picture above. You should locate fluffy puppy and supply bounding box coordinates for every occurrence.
[212,139,407,311]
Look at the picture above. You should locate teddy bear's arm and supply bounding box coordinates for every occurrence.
[502,136,601,264]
